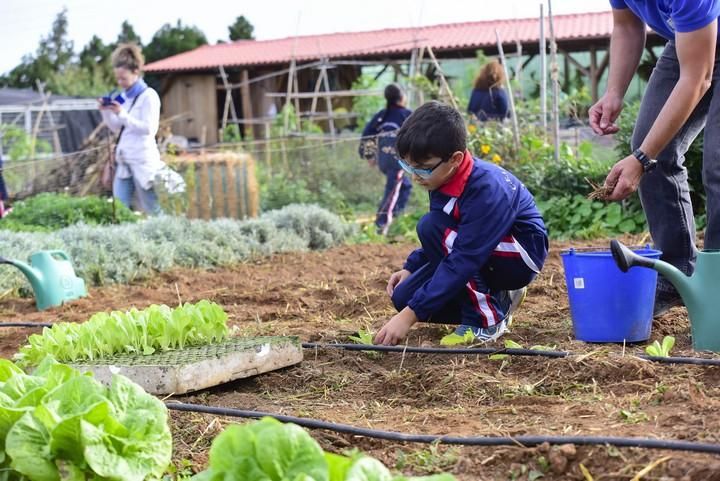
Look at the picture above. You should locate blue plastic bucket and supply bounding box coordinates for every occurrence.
[560,247,662,342]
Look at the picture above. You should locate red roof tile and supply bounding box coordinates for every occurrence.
[146,11,615,73]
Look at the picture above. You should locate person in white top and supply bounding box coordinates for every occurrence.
[99,43,166,215]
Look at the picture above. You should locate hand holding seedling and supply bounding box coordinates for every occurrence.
[386,269,411,296]
[603,154,643,201]
[373,306,418,345]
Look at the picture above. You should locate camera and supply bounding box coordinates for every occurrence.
[101,91,126,106]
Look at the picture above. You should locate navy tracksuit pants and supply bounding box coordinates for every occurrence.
[375,164,412,233]
[391,211,541,328]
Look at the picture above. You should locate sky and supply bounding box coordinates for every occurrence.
[0,0,612,75]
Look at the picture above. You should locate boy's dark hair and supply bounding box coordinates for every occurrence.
[396,101,466,162]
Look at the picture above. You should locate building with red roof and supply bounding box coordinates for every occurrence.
[145,11,660,144]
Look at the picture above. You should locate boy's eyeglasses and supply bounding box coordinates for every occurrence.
[397,158,445,179]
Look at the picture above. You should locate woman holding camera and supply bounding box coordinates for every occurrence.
[98,43,164,215]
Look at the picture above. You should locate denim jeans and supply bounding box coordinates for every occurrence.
[113,175,162,215]
[633,42,720,293]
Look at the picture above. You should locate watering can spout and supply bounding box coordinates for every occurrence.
[610,240,691,299]
[0,256,44,292]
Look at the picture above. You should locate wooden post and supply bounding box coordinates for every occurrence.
[515,39,523,99]
[589,46,599,103]
[36,81,62,155]
[309,61,325,115]
[539,3,547,133]
[283,59,296,133]
[264,121,272,175]
[320,66,336,137]
[563,53,571,92]
[548,0,561,163]
[240,69,254,138]
[495,30,520,154]
[219,66,239,137]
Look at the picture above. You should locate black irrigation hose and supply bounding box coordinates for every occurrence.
[302,342,569,358]
[0,322,53,328]
[304,342,720,367]
[166,402,720,454]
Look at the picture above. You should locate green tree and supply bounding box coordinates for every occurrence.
[144,20,208,63]
[117,20,142,46]
[1,8,74,89]
[228,15,255,41]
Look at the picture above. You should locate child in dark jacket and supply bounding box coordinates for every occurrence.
[374,101,548,346]
[467,60,509,121]
[359,84,412,234]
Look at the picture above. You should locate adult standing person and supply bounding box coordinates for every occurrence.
[359,83,413,234]
[99,43,165,215]
[591,1,719,317]
[467,60,509,121]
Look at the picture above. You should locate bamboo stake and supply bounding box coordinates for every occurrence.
[283,58,296,134]
[548,0,561,162]
[426,46,458,110]
[494,30,520,154]
[539,3,548,132]
[515,39,523,99]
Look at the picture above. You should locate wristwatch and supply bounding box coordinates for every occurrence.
[633,148,657,173]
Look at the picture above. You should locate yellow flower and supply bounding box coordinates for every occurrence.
[492,154,502,164]
[480,144,491,155]
[467,124,477,134]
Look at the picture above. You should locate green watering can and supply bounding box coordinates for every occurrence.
[611,239,720,352]
[0,250,87,310]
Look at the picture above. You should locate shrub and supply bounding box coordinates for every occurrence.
[0,193,139,232]
[537,195,647,240]
[0,204,352,293]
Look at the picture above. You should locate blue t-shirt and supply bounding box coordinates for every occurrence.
[609,0,720,40]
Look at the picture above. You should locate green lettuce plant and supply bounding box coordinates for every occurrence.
[15,300,229,367]
[645,336,675,358]
[192,417,457,481]
[0,357,172,481]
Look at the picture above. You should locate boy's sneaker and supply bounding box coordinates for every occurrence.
[506,287,528,327]
[440,287,528,346]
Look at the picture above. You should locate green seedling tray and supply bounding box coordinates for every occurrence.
[73,336,302,395]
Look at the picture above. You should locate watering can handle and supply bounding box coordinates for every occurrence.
[610,240,657,273]
[46,250,71,261]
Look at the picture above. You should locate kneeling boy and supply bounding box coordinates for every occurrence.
[374,101,548,346]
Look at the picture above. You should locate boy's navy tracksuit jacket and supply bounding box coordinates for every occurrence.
[402,151,548,322]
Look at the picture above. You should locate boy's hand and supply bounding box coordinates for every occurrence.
[373,307,418,346]
[386,269,411,296]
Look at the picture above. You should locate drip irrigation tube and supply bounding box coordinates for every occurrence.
[302,342,568,358]
[1,323,720,366]
[166,401,720,454]
[303,342,720,367]
[0,322,53,328]
[307,341,720,367]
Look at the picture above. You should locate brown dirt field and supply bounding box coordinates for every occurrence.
[2,239,719,481]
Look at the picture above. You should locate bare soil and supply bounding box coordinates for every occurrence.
[2,239,719,481]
